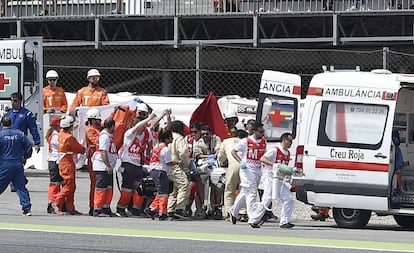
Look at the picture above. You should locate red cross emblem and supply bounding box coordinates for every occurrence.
[0,72,11,91]
[268,108,285,127]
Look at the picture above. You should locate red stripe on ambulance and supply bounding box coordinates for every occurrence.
[315,160,389,172]
[293,85,301,95]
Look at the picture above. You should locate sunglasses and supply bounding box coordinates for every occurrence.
[190,130,199,133]
[48,79,57,82]
[138,111,148,116]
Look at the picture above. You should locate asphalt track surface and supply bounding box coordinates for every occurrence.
[1,169,414,253]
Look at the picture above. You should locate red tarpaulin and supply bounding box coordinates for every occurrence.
[190,92,229,140]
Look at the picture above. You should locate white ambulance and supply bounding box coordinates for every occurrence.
[256,68,414,228]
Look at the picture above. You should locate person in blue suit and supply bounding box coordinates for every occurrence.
[0,116,33,215]
[7,92,40,153]
[6,92,40,192]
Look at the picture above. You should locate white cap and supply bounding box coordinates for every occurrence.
[136,103,148,112]
[87,69,101,78]
[46,70,58,79]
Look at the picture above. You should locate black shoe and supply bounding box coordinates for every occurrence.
[311,206,319,214]
[174,209,186,219]
[116,208,128,217]
[229,212,237,225]
[184,204,193,217]
[131,208,143,217]
[66,209,82,215]
[249,223,260,228]
[93,209,109,217]
[89,208,94,216]
[103,208,117,217]
[47,202,55,214]
[167,212,175,221]
[311,213,328,221]
[166,211,186,220]
[22,210,32,216]
[258,216,267,225]
[280,223,295,229]
[159,214,168,221]
[144,207,156,220]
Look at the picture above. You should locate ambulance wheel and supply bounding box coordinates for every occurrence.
[393,215,414,228]
[333,208,371,228]
[194,208,207,220]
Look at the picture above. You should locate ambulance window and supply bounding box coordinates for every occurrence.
[259,95,297,142]
[0,64,20,99]
[318,102,388,149]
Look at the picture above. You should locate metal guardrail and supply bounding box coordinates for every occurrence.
[1,0,413,17]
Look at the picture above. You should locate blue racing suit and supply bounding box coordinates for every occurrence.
[0,128,33,211]
[6,108,40,145]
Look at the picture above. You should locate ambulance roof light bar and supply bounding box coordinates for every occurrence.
[321,65,361,72]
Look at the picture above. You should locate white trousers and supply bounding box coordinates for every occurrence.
[248,167,295,225]
[278,180,295,226]
[229,167,261,224]
[248,166,272,225]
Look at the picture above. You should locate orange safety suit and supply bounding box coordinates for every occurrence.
[86,124,101,210]
[69,86,110,113]
[43,85,68,113]
[56,130,85,211]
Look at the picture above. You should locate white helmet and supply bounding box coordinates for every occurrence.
[46,70,58,79]
[223,109,238,120]
[86,108,101,120]
[136,103,148,112]
[87,69,101,78]
[60,116,74,128]
[67,115,76,124]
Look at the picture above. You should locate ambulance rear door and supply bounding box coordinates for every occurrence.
[0,37,43,145]
[257,70,301,165]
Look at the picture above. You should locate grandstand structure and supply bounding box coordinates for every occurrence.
[0,0,413,47]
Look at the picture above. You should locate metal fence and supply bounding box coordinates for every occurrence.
[43,45,414,99]
[1,0,414,17]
